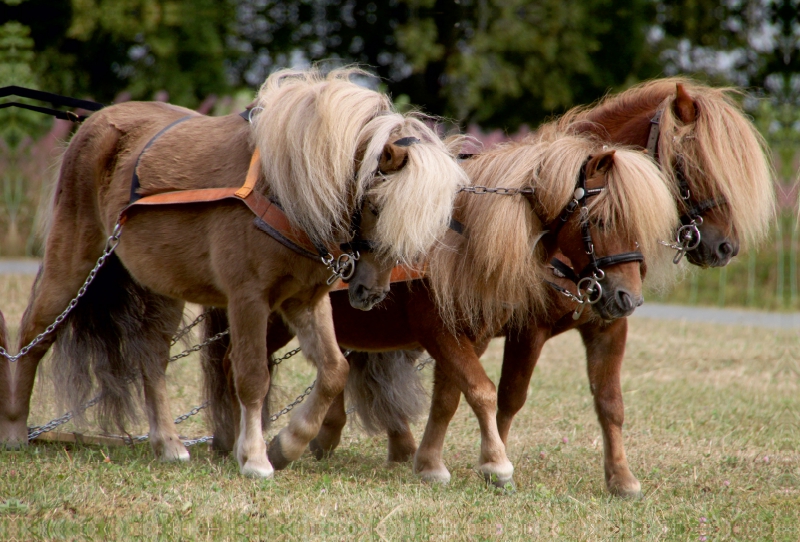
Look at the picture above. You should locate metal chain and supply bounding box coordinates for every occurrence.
[168,329,230,363]
[27,395,103,440]
[124,401,211,443]
[170,310,212,346]
[0,222,123,363]
[269,381,316,422]
[173,401,209,425]
[459,186,534,196]
[415,357,435,372]
[267,350,350,422]
[182,435,214,447]
[270,346,303,366]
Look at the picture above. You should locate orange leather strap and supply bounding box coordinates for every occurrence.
[120,149,338,260]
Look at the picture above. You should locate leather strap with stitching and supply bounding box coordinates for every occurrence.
[121,148,343,261]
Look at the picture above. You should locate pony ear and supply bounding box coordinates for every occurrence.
[673,83,698,124]
[586,150,616,178]
[378,140,412,174]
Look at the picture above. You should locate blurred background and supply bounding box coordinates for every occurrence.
[1,0,798,309]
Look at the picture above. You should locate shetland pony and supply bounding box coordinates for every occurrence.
[313,79,776,497]
[203,132,679,487]
[1,68,468,478]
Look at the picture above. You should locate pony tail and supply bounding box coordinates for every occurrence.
[345,350,428,435]
[49,255,146,432]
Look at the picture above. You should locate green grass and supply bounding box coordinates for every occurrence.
[1,274,798,540]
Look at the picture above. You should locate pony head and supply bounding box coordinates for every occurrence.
[428,131,678,331]
[251,67,468,273]
[654,80,776,266]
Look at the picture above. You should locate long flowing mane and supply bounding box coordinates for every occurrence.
[252,68,468,262]
[560,78,776,249]
[428,131,678,331]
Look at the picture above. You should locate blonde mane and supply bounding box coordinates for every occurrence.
[252,67,467,262]
[428,131,678,331]
[563,78,776,250]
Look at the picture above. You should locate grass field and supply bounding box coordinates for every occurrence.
[1,274,798,540]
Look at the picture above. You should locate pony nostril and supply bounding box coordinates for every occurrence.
[615,290,635,312]
[355,284,368,299]
[718,242,733,257]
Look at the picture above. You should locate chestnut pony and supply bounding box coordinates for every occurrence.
[282,79,775,496]
[0,68,468,478]
[202,131,679,487]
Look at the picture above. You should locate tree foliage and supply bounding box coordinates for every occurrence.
[0,0,798,132]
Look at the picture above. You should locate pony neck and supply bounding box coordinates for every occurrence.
[581,93,668,148]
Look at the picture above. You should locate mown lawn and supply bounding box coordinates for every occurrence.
[1,273,798,540]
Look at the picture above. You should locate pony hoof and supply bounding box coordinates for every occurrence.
[0,422,30,449]
[0,436,27,451]
[416,467,451,485]
[608,480,643,499]
[240,459,274,479]
[267,437,293,470]
[159,448,190,462]
[484,472,516,492]
[309,438,333,461]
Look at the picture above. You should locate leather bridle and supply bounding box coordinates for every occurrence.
[647,107,726,264]
[545,159,644,319]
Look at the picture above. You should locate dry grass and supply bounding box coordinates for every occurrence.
[1,273,798,540]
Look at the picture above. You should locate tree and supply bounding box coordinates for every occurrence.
[0,0,234,105]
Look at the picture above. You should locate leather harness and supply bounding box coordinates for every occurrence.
[121,115,350,263]
[120,114,426,291]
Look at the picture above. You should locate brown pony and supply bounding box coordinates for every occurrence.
[300,79,777,497]
[0,68,468,478]
[203,131,680,487]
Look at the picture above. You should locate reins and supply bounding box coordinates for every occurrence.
[646,105,726,264]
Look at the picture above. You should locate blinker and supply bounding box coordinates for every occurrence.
[393,136,421,147]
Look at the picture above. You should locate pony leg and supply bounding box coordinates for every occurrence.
[579,318,642,498]
[387,420,417,463]
[268,296,349,470]
[139,297,189,462]
[496,324,551,444]
[413,362,460,483]
[227,297,272,478]
[308,392,346,459]
[416,337,514,488]
[7,240,104,445]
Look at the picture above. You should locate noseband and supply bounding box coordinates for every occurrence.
[546,160,644,320]
[647,108,726,264]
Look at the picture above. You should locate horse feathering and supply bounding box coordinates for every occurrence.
[427,132,678,331]
[252,67,467,263]
[562,78,776,250]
